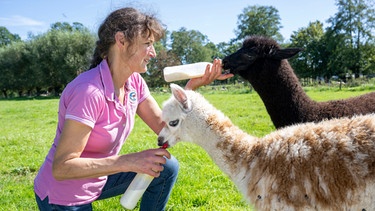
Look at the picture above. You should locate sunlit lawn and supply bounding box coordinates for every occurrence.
[0,84,374,210]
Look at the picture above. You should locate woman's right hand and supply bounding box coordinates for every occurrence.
[117,148,171,177]
[185,59,234,90]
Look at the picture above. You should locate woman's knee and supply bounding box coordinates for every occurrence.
[162,155,179,179]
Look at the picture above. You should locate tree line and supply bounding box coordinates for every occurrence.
[0,0,374,97]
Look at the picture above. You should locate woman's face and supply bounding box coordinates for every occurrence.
[125,34,156,74]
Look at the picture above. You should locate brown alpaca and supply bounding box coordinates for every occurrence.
[158,84,375,211]
[222,35,375,129]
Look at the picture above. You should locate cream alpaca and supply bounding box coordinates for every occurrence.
[157,84,375,211]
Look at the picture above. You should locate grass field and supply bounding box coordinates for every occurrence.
[1,84,374,210]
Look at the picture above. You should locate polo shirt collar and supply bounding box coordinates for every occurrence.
[99,59,116,102]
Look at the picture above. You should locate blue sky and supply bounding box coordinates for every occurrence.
[0,0,337,43]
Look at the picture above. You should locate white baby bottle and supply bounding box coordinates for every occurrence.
[120,173,154,209]
[120,143,169,209]
[163,62,212,82]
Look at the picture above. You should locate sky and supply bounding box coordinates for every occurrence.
[0,0,338,44]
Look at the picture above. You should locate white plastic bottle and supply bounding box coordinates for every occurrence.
[120,143,169,209]
[120,173,154,209]
[163,62,212,82]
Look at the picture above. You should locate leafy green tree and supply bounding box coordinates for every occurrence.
[23,40,46,95]
[50,22,87,32]
[289,21,327,79]
[0,26,21,47]
[50,22,72,31]
[170,27,215,64]
[0,45,18,97]
[0,22,96,97]
[0,41,35,97]
[216,38,242,57]
[30,23,95,95]
[360,41,375,75]
[325,0,375,77]
[234,5,283,42]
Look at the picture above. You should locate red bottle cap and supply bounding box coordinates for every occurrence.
[161,143,169,149]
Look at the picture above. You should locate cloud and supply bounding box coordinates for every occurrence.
[0,15,44,27]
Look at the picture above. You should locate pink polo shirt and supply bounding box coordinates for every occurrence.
[34,60,150,205]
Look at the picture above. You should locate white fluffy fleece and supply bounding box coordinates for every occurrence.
[158,84,375,211]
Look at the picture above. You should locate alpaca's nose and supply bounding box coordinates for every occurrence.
[157,136,164,146]
[222,57,229,69]
[222,57,233,74]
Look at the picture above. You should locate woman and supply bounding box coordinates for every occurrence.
[34,7,232,211]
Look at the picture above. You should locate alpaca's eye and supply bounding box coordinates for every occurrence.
[169,119,179,127]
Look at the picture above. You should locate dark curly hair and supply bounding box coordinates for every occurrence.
[90,7,165,68]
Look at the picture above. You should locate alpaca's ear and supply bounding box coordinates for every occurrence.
[272,48,303,60]
[170,83,192,112]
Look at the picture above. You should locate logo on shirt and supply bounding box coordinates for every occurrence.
[128,91,137,103]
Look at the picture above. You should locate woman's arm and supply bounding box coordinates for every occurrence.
[137,95,164,135]
[52,119,170,180]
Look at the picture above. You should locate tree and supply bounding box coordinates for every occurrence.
[325,0,375,77]
[360,41,375,75]
[289,21,327,80]
[0,26,21,47]
[0,44,18,97]
[170,27,216,64]
[0,22,96,97]
[234,5,283,42]
[25,22,95,95]
[50,22,88,32]
[0,41,35,97]
[32,30,95,94]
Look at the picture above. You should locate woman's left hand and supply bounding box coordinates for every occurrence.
[185,59,234,90]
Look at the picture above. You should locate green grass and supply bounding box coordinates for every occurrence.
[0,86,374,210]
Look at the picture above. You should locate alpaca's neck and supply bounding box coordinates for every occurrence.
[247,60,317,128]
[252,61,312,105]
[189,106,258,181]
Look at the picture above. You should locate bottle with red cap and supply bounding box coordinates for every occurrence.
[120,143,169,209]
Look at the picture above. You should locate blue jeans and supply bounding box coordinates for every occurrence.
[35,155,179,211]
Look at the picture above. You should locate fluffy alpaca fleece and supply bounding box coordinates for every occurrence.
[222,35,375,129]
[157,84,375,211]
